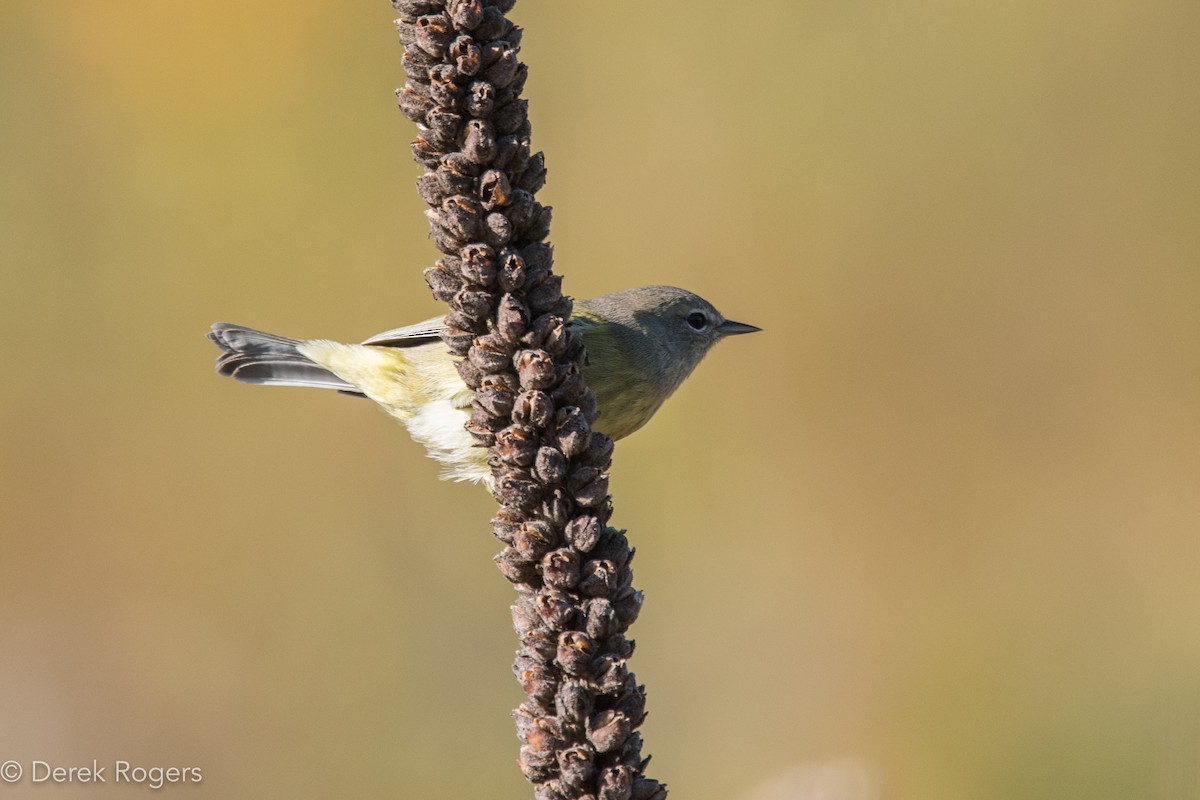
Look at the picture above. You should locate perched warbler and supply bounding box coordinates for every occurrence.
[209,285,759,483]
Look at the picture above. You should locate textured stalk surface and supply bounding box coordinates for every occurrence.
[392,2,666,798]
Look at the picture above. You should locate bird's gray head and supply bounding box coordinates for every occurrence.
[579,285,760,392]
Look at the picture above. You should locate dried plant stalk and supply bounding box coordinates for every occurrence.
[392,2,666,798]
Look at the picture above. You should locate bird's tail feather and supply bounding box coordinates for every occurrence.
[208,323,358,392]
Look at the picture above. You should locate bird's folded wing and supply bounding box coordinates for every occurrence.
[360,316,446,347]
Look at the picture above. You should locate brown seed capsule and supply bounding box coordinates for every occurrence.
[518,151,548,193]
[540,488,573,529]
[423,263,462,302]
[573,472,610,509]
[428,64,463,108]
[459,242,496,285]
[424,108,463,149]
[447,0,484,31]
[516,349,556,390]
[484,211,513,246]
[474,5,511,39]
[526,716,565,757]
[450,36,482,76]
[557,744,596,790]
[541,548,579,590]
[556,683,594,728]
[495,546,538,583]
[466,79,495,116]
[493,96,528,135]
[520,666,558,706]
[512,389,554,428]
[613,685,647,727]
[513,519,557,560]
[593,655,630,695]
[463,118,498,163]
[565,515,603,552]
[584,598,618,640]
[496,293,529,344]
[414,14,452,58]
[533,446,568,485]
[534,590,577,629]
[556,631,596,677]
[480,169,511,209]
[495,424,537,467]
[599,765,634,800]
[521,627,559,661]
[456,360,484,390]
[497,473,543,510]
[518,745,556,782]
[393,0,440,19]
[483,46,519,86]
[614,587,643,633]
[587,710,632,753]
[397,84,435,123]
[579,559,617,597]
[467,336,512,373]
[630,778,668,800]
[554,408,590,457]
[498,248,527,292]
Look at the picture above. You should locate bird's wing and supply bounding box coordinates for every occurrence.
[360,316,446,347]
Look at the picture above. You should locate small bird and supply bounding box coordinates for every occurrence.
[209,285,759,483]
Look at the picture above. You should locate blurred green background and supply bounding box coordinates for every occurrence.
[2,1,1199,798]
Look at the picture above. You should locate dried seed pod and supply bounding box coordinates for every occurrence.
[587,710,632,754]
[521,627,559,661]
[475,374,516,416]
[513,519,557,560]
[555,407,590,457]
[556,631,596,677]
[599,765,634,800]
[423,261,462,302]
[456,359,484,390]
[534,590,577,629]
[519,666,559,706]
[579,559,617,597]
[466,80,495,116]
[613,685,647,727]
[630,778,668,800]
[498,248,527,291]
[558,744,597,791]
[583,598,618,640]
[463,118,498,163]
[480,168,511,209]
[496,293,529,343]
[397,84,434,123]
[497,472,542,510]
[484,210,514,246]
[565,515,603,552]
[459,242,497,285]
[555,679,594,724]
[612,588,643,629]
[516,349,556,390]
[541,547,580,590]
[533,446,568,485]
[512,389,554,428]
[450,36,482,75]
[414,13,453,58]
[473,5,511,40]
[496,546,539,584]
[447,0,484,31]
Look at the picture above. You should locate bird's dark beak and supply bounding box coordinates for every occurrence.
[718,319,761,336]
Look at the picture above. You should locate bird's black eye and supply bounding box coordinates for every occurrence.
[686,311,709,331]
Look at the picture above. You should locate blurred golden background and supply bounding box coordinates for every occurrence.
[2,2,1199,798]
